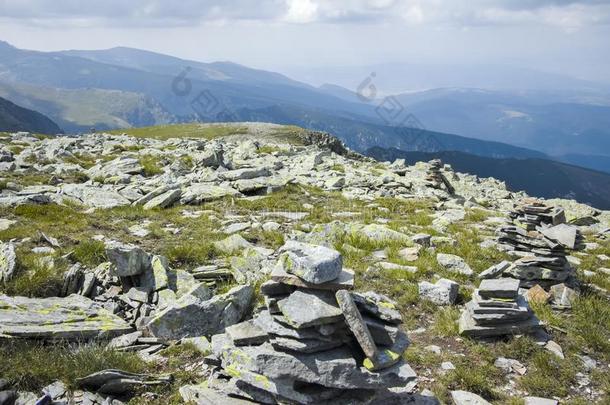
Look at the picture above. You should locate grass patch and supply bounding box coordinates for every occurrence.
[257,145,284,155]
[72,239,107,267]
[435,358,502,402]
[432,307,460,336]
[139,154,164,177]
[330,164,345,173]
[163,242,217,268]
[519,351,577,397]
[109,123,248,140]
[0,342,146,392]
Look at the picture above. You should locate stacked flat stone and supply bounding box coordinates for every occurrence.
[425,159,455,194]
[459,278,543,338]
[496,199,585,287]
[509,198,566,231]
[206,241,418,404]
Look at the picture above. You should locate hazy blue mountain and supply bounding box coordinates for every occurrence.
[0,96,61,134]
[236,104,546,158]
[366,147,610,210]
[391,88,610,158]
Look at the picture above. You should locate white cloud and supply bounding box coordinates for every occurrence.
[284,0,318,23]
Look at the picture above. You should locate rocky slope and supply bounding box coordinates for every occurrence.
[0,123,609,404]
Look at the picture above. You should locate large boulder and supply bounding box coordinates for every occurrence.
[147,285,253,340]
[418,279,459,305]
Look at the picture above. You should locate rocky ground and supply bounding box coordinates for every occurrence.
[0,123,609,404]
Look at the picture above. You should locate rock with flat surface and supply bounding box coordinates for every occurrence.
[0,294,132,341]
[105,241,150,277]
[278,289,343,329]
[147,285,253,340]
[336,289,378,358]
[276,241,342,284]
[524,397,558,405]
[213,234,253,255]
[478,261,511,279]
[451,390,492,405]
[77,369,171,395]
[226,319,268,346]
[143,188,181,210]
[418,278,459,305]
[0,241,16,282]
[478,278,520,299]
[271,265,354,291]
[437,253,473,276]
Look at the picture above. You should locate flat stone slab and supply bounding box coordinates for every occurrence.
[0,294,132,341]
[270,336,343,353]
[459,310,543,338]
[271,266,354,291]
[278,289,343,329]
[478,278,520,299]
[226,320,268,346]
[276,241,342,284]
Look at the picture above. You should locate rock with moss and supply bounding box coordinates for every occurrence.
[105,241,151,277]
[146,284,253,341]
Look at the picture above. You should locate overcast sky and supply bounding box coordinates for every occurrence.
[1,0,609,86]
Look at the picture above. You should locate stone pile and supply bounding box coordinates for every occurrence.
[459,278,543,338]
[496,199,585,287]
[425,159,455,194]
[509,199,566,231]
[188,241,419,404]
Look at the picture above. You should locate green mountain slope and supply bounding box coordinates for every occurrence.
[0,96,61,134]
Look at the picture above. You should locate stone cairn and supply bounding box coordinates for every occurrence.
[493,199,585,289]
[425,159,455,194]
[459,277,543,338]
[199,241,418,404]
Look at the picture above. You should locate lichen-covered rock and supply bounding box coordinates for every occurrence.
[105,240,151,277]
[147,285,253,340]
[0,294,132,340]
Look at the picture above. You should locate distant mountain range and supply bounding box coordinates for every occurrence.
[366,146,610,210]
[1,39,610,178]
[0,96,61,134]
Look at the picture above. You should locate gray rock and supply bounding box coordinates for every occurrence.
[412,233,431,247]
[105,241,150,277]
[352,292,402,324]
[436,253,473,276]
[77,369,171,395]
[0,391,17,405]
[42,380,67,400]
[271,265,354,291]
[147,285,253,340]
[143,188,181,210]
[544,340,564,359]
[450,390,491,405]
[336,289,378,358]
[107,331,142,349]
[478,278,520,299]
[0,241,16,283]
[276,241,342,284]
[524,397,558,405]
[213,234,253,255]
[540,224,579,249]
[277,289,343,329]
[226,320,268,346]
[0,219,16,231]
[180,183,240,205]
[478,261,511,279]
[0,294,132,341]
[220,167,270,181]
[138,255,170,292]
[212,334,416,390]
[459,309,543,338]
[418,278,459,305]
[270,337,343,353]
[549,283,577,308]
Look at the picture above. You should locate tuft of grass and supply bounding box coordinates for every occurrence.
[163,242,216,267]
[432,307,460,336]
[330,164,345,173]
[435,358,502,401]
[2,252,64,297]
[139,154,164,177]
[519,351,577,398]
[257,145,284,155]
[72,240,107,267]
[0,342,146,391]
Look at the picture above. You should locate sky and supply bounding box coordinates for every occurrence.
[1,0,609,89]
